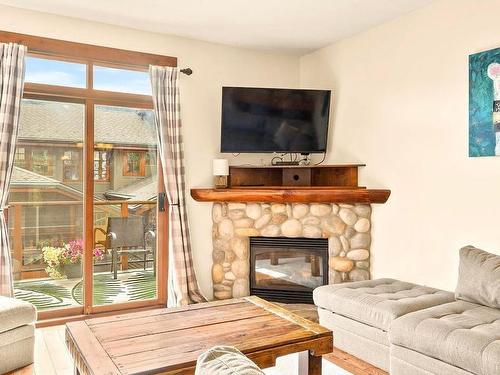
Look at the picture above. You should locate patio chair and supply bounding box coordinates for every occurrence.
[102,217,156,279]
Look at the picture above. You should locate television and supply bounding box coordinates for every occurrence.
[220,87,331,153]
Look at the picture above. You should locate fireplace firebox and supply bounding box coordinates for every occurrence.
[250,237,329,304]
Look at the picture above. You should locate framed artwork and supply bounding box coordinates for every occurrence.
[469,47,500,157]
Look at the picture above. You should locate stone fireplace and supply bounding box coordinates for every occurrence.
[211,202,372,300]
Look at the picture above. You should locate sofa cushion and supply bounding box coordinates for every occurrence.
[313,278,454,331]
[456,245,500,309]
[389,300,500,375]
[0,296,36,334]
[195,346,264,375]
[0,323,34,347]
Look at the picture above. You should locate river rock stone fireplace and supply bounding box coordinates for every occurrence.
[211,202,372,301]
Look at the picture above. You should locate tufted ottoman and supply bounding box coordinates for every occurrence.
[390,300,500,375]
[313,278,455,371]
[0,296,36,374]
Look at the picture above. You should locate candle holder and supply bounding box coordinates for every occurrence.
[213,175,228,189]
[213,159,229,189]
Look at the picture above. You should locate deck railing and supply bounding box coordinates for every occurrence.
[7,200,156,280]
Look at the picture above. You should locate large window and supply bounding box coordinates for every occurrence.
[3,31,174,320]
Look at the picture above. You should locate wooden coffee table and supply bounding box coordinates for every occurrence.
[65,296,333,374]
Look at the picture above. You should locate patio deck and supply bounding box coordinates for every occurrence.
[14,269,156,310]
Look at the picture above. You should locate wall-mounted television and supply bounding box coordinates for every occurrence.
[220,87,331,153]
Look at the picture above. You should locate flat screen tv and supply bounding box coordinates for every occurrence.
[221,87,331,153]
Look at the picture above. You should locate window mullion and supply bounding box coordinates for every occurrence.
[83,98,94,314]
[87,61,93,90]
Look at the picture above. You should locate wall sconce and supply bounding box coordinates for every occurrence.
[213,159,229,189]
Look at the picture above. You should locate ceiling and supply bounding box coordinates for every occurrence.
[0,0,435,54]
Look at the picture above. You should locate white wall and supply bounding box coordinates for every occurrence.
[5,0,499,297]
[300,0,500,291]
[0,5,300,298]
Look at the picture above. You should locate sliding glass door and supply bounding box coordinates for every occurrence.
[10,98,85,312]
[8,51,168,318]
[92,104,159,307]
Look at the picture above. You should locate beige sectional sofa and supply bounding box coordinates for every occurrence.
[313,245,500,375]
[0,296,36,374]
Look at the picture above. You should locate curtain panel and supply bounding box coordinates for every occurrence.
[0,43,27,297]
[149,65,205,306]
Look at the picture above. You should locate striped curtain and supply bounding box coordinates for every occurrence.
[149,65,205,306]
[0,43,27,297]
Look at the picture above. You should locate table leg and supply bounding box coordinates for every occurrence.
[308,351,322,375]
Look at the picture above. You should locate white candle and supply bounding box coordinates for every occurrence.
[213,159,229,176]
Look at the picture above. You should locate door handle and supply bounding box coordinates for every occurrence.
[158,192,166,212]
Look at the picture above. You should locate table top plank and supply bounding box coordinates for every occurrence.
[93,303,270,343]
[245,296,330,335]
[116,326,312,374]
[104,314,291,357]
[88,298,246,327]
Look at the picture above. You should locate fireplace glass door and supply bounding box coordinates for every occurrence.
[250,237,328,303]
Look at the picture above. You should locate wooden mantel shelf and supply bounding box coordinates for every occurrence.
[190,187,391,204]
[191,164,390,204]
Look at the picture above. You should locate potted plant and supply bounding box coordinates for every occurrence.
[42,240,104,279]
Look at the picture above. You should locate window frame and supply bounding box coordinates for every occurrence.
[123,150,146,177]
[93,149,111,182]
[31,148,55,177]
[2,30,173,322]
[14,147,26,169]
[15,146,57,177]
[62,149,82,182]
[145,150,157,168]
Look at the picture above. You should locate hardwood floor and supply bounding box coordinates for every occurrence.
[325,348,387,375]
[10,326,73,375]
[9,325,386,375]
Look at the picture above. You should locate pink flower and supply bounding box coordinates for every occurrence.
[60,239,105,263]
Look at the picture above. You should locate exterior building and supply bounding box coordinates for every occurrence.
[9,99,158,280]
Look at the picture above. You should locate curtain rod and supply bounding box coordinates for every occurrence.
[180,68,193,75]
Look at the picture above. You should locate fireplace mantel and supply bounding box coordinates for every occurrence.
[191,187,390,204]
[191,164,390,204]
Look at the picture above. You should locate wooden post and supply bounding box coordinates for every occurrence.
[69,205,76,240]
[13,204,23,278]
[120,202,129,218]
[120,202,129,271]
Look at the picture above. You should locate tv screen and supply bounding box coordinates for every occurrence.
[221,87,331,153]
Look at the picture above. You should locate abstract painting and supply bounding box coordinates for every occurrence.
[469,47,500,157]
